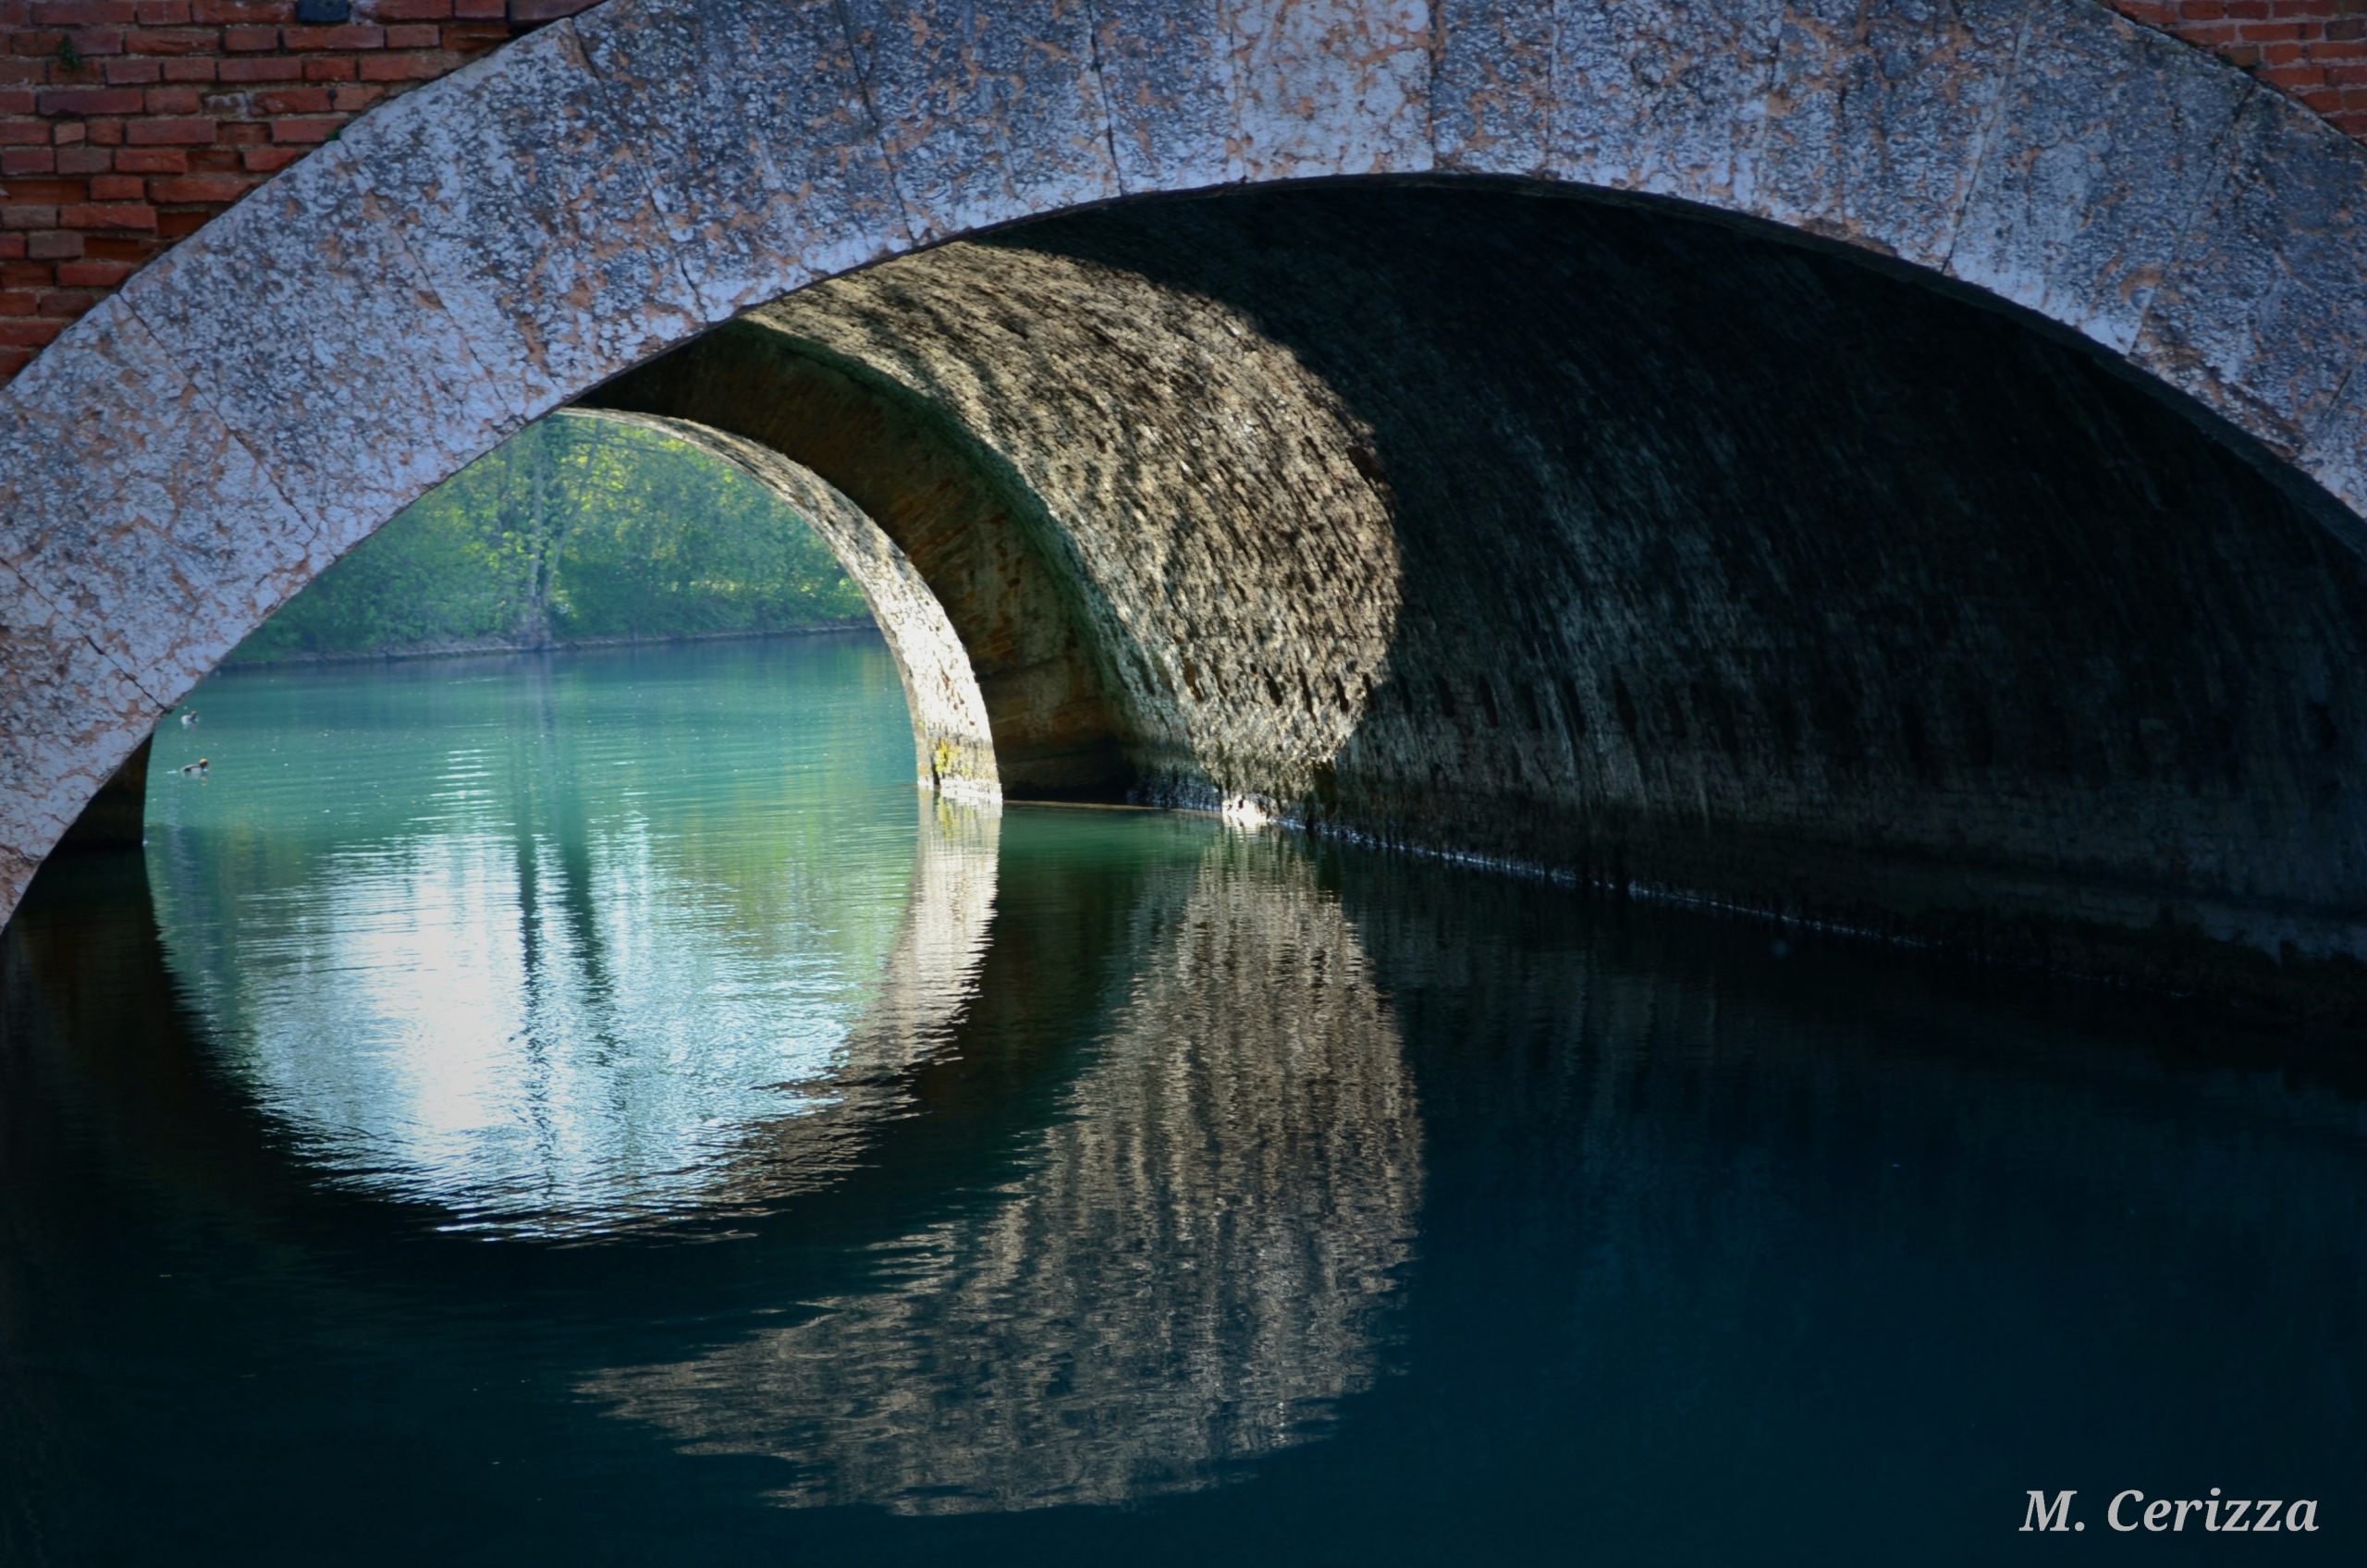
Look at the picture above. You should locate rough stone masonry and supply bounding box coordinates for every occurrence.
[13,0,2367,1027]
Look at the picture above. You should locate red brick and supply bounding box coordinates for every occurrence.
[450,0,501,16]
[36,288,99,317]
[147,171,246,201]
[160,57,217,81]
[237,142,301,171]
[32,84,142,113]
[154,204,204,237]
[125,27,222,55]
[0,178,80,202]
[0,289,35,312]
[326,80,380,111]
[215,55,297,81]
[267,112,339,141]
[55,144,111,172]
[133,1,192,20]
[121,116,214,143]
[28,0,136,24]
[23,228,77,257]
[142,85,203,113]
[0,235,21,260]
[80,232,152,259]
[215,117,263,141]
[219,21,272,46]
[357,48,456,81]
[0,202,57,226]
[281,22,380,48]
[100,56,160,83]
[251,84,326,112]
[383,21,435,46]
[190,0,294,18]
[299,55,353,80]
[113,146,183,172]
[0,259,49,282]
[0,316,66,347]
[87,171,140,197]
[55,256,133,284]
[58,199,153,227]
[0,120,47,146]
[365,0,451,17]
[509,0,592,19]
[0,146,55,173]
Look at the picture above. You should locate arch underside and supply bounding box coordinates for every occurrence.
[10,0,2367,1020]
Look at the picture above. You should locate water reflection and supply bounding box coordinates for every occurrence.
[141,638,926,1235]
[3,643,2362,1562]
[591,833,1420,1512]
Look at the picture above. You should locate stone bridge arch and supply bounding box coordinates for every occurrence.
[9,0,2367,1016]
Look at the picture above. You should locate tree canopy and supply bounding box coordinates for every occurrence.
[230,418,870,663]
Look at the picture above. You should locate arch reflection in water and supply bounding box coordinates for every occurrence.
[141,638,994,1238]
[588,831,1422,1513]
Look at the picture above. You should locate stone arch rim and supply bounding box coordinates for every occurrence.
[8,0,2367,924]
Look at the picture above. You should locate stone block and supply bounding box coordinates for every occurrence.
[1551,0,1783,207]
[1757,0,2026,266]
[2,296,313,692]
[116,133,514,555]
[322,18,705,419]
[1433,0,1556,177]
[1087,0,1241,192]
[572,0,914,321]
[837,0,1122,242]
[0,558,158,880]
[1222,0,1434,182]
[2134,82,2367,458]
[1953,0,2251,353]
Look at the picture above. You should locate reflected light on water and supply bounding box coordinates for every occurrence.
[589,834,1421,1512]
[142,639,930,1237]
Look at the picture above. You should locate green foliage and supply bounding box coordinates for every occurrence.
[229,419,870,664]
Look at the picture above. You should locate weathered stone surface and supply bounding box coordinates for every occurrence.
[572,0,916,320]
[837,0,1122,243]
[3,299,314,693]
[1085,0,1243,192]
[1432,0,1556,177]
[1222,0,1435,181]
[0,561,159,905]
[569,408,1000,799]
[1551,0,1782,205]
[751,242,1405,812]
[606,186,2367,1024]
[2134,83,2367,458]
[589,321,1134,796]
[325,19,705,422]
[117,137,515,557]
[1952,0,2250,353]
[1757,0,2026,265]
[12,0,2367,1026]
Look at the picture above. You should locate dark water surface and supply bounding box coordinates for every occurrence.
[2,635,2361,1563]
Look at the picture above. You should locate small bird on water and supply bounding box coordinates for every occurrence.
[178,711,198,726]
[178,758,208,777]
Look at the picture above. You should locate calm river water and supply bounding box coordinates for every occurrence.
[1,634,2361,1563]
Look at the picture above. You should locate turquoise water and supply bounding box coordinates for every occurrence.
[1,633,2361,1562]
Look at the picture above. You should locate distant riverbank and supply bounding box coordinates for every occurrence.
[221,619,877,671]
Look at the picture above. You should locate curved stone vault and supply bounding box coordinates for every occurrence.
[9,0,2367,1016]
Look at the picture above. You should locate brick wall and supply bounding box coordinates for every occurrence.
[2,0,2365,386]
[2116,1,2367,131]
[0,0,595,378]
